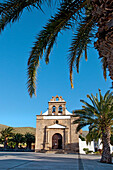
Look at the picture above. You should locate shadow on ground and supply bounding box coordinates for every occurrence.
[0,152,113,170]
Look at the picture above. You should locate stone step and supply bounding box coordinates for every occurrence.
[46,149,65,154]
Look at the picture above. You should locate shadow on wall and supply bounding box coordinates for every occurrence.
[43,127,46,150]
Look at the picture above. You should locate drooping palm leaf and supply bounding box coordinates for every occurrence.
[86,128,101,144]
[27,0,87,97]
[68,12,96,88]
[100,57,108,81]
[0,0,72,33]
[0,0,45,33]
[0,0,111,98]
[0,0,99,97]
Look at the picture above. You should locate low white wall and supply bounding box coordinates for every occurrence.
[79,138,94,154]
[79,138,113,154]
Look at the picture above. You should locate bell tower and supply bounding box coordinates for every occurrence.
[35,95,79,153]
[48,95,66,115]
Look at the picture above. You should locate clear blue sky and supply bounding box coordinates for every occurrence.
[0,4,111,129]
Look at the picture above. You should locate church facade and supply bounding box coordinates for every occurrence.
[35,95,79,153]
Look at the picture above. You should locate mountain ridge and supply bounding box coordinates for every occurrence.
[0,124,36,135]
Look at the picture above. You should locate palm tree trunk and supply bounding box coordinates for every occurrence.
[4,137,7,149]
[100,126,112,163]
[27,143,31,150]
[91,0,113,85]
[15,142,18,150]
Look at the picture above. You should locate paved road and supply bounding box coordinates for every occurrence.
[0,152,112,170]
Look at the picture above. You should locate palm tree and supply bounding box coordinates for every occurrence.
[0,1,113,96]
[74,89,113,163]
[25,133,35,150]
[0,127,14,149]
[12,133,24,149]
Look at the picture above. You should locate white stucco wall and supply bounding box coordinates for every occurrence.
[79,138,113,154]
[79,138,94,154]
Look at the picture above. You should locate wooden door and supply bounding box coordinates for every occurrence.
[52,133,62,149]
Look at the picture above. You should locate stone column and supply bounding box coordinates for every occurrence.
[55,105,58,115]
[48,103,52,115]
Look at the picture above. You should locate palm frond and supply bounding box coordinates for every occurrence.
[0,0,70,33]
[86,128,101,144]
[104,90,110,101]
[0,0,48,33]
[27,0,87,97]
[98,89,103,103]
[105,91,113,105]
[100,57,108,81]
[90,93,100,112]
[76,122,91,132]
[85,44,87,61]
[88,124,97,131]
[74,114,95,123]
[68,13,96,88]
[80,99,97,113]
[27,56,39,97]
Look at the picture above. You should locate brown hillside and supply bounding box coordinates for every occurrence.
[13,127,36,135]
[0,124,36,135]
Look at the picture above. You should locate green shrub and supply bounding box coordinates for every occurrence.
[83,148,89,154]
[93,151,100,155]
[83,148,93,154]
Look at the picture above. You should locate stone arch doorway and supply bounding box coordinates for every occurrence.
[52,133,62,149]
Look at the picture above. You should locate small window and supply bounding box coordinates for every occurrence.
[56,120,58,124]
[58,106,62,113]
[52,106,56,113]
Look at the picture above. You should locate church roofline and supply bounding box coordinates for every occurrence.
[47,123,66,129]
[36,115,73,116]
[48,101,66,103]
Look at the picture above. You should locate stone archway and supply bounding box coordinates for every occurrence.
[52,133,62,149]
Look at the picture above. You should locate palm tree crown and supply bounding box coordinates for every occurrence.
[1,127,14,139]
[74,89,113,163]
[25,133,35,149]
[12,133,24,149]
[0,127,14,148]
[0,0,113,96]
